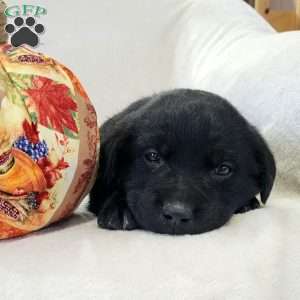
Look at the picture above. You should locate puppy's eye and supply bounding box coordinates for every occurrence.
[215,163,233,176]
[144,149,161,163]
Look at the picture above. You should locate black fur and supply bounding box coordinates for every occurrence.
[89,89,276,235]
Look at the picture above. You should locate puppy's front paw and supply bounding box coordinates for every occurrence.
[235,197,261,214]
[97,201,137,231]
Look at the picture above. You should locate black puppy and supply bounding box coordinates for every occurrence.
[89,89,276,235]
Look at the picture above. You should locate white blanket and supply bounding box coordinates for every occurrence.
[1,0,300,299]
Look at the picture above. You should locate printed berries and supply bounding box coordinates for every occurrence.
[14,136,48,161]
[13,120,49,161]
[27,193,40,209]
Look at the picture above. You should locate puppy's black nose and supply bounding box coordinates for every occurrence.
[162,202,193,224]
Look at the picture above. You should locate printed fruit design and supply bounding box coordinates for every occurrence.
[0,110,73,217]
[0,44,98,240]
[0,147,47,195]
[0,49,79,223]
[14,136,49,161]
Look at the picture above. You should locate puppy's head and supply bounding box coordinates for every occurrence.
[93,89,276,235]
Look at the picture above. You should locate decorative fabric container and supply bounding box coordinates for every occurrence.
[0,44,99,239]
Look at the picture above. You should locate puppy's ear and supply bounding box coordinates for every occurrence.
[100,96,151,190]
[88,122,131,215]
[101,124,132,190]
[250,127,276,204]
[89,97,150,215]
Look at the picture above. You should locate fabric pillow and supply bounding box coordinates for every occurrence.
[0,44,99,239]
[172,0,300,196]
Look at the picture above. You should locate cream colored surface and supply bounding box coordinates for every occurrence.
[1,0,300,299]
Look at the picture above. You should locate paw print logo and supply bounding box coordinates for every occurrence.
[5,17,45,48]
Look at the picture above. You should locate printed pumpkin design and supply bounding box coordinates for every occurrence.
[0,44,99,239]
